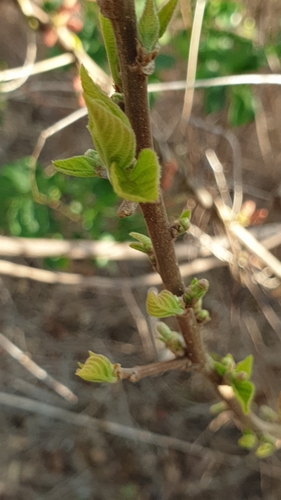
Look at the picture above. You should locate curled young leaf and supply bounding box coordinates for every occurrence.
[156,322,185,357]
[158,0,179,38]
[99,13,122,89]
[76,351,119,383]
[129,232,153,254]
[138,0,160,52]
[230,377,255,415]
[146,289,185,318]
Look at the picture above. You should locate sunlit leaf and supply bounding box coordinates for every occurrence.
[76,351,119,383]
[146,289,185,318]
[109,148,160,202]
[235,354,253,379]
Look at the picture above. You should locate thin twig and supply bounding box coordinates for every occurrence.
[148,73,281,93]
[0,391,240,462]
[0,223,280,259]
[0,53,75,84]
[0,256,222,288]
[0,32,37,93]
[0,333,78,404]
[121,286,156,360]
[120,357,192,382]
[205,149,233,209]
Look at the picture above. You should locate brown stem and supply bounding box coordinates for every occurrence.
[119,357,192,382]
[97,0,184,295]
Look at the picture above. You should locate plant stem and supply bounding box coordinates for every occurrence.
[97,0,210,366]
[120,357,192,382]
[97,0,184,296]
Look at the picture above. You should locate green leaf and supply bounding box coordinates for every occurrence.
[53,152,104,178]
[146,289,185,318]
[228,86,255,127]
[221,353,235,370]
[238,431,257,450]
[80,66,129,126]
[155,321,172,340]
[230,377,255,415]
[156,322,185,356]
[138,0,160,51]
[109,148,160,202]
[210,401,228,415]
[81,67,136,172]
[129,232,152,249]
[99,13,122,89]
[87,102,136,170]
[213,360,227,377]
[235,355,253,379]
[256,442,275,459]
[76,351,119,383]
[158,0,178,38]
[184,278,209,303]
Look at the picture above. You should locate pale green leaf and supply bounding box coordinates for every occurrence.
[146,289,185,318]
[158,0,178,38]
[53,153,103,178]
[99,13,122,89]
[235,354,253,379]
[213,360,227,378]
[238,432,257,449]
[155,321,172,340]
[76,351,118,383]
[138,0,160,51]
[256,442,275,459]
[87,100,136,170]
[109,148,160,202]
[210,401,228,415]
[129,232,152,249]
[80,66,129,126]
[230,378,255,415]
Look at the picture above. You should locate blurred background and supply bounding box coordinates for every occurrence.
[1,0,281,498]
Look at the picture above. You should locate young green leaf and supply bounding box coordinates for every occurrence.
[53,152,105,178]
[99,13,122,89]
[184,278,209,302]
[230,377,255,415]
[87,102,136,171]
[129,232,152,252]
[156,322,185,356]
[80,66,129,126]
[109,148,160,202]
[238,431,257,450]
[147,289,185,318]
[256,442,275,459]
[210,401,228,415]
[235,354,253,378]
[158,0,178,38]
[76,351,119,383]
[138,0,160,51]
[213,360,227,378]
